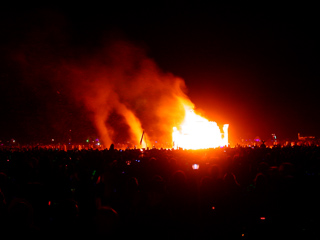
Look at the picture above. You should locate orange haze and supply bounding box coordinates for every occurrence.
[14,37,227,148]
[62,41,194,147]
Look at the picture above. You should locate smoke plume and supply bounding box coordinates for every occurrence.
[63,40,193,147]
[6,12,194,147]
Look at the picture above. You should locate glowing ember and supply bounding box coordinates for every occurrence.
[172,105,228,149]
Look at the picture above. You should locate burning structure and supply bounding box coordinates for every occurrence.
[13,36,229,149]
[172,104,229,149]
[60,41,229,149]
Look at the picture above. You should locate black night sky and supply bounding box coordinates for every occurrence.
[0,3,318,145]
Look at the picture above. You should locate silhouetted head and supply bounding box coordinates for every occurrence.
[223,172,240,188]
[94,206,119,235]
[209,164,221,180]
[150,175,165,193]
[279,162,294,177]
[8,199,34,230]
[109,144,115,151]
[254,173,267,190]
[149,157,157,164]
[200,176,211,192]
[171,170,187,187]
[126,177,139,193]
[258,162,269,175]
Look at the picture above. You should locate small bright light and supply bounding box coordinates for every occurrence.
[192,164,199,170]
[86,139,89,143]
[211,206,215,210]
[260,217,266,220]
[52,139,54,142]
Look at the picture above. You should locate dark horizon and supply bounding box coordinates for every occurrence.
[0,4,318,145]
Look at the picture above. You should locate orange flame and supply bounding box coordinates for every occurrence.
[14,34,229,149]
[172,103,228,149]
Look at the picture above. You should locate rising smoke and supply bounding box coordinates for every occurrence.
[7,11,194,147]
[63,40,193,147]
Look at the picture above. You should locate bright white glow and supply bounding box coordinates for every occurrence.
[192,164,199,170]
[172,106,228,149]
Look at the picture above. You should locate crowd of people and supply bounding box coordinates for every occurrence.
[0,144,319,238]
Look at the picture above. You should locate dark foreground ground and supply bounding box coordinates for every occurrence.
[0,145,319,238]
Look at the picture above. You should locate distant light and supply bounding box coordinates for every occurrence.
[97,142,100,146]
[260,217,266,220]
[96,138,99,142]
[86,139,89,143]
[192,164,199,170]
[48,201,51,206]
[211,206,215,210]
[96,176,101,184]
[52,139,54,142]
[12,139,15,143]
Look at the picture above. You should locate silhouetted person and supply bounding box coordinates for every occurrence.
[94,206,119,236]
[109,143,115,151]
[220,172,242,238]
[7,199,38,235]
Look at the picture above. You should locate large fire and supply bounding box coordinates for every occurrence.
[172,104,229,149]
[15,34,230,149]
